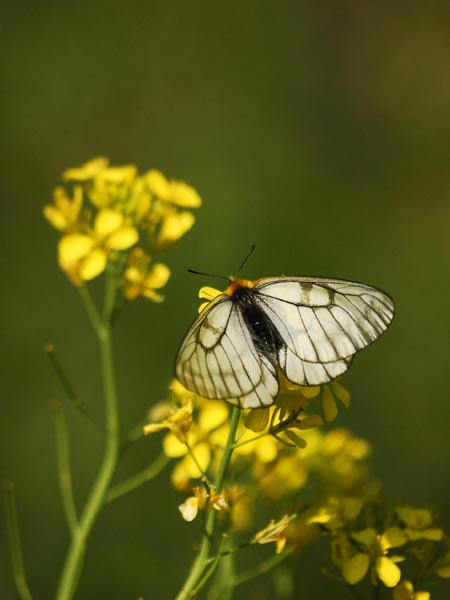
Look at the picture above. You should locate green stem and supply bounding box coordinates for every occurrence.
[3,481,33,600]
[55,272,120,600]
[51,404,78,535]
[175,407,241,600]
[105,453,170,503]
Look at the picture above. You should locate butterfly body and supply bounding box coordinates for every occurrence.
[176,276,394,409]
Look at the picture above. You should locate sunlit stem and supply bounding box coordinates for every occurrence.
[3,481,33,600]
[175,406,241,600]
[55,269,120,600]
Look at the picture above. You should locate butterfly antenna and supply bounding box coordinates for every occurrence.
[237,244,256,275]
[187,269,230,283]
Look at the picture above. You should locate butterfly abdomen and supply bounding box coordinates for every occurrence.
[233,286,284,360]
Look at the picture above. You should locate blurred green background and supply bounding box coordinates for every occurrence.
[1,1,449,598]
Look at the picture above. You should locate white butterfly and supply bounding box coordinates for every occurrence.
[175,276,394,409]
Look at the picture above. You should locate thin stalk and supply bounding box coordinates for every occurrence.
[45,344,100,426]
[3,481,33,600]
[55,271,120,600]
[175,407,241,600]
[51,403,78,535]
[106,453,170,503]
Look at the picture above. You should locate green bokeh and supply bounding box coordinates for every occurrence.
[1,1,449,598]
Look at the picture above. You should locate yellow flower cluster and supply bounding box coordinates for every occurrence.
[43,157,201,299]
[143,378,365,534]
[308,497,450,597]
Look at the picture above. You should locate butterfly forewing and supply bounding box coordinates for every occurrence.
[175,295,279,408]
[175,276,394,408]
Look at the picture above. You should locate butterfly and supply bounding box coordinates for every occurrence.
[175,275,394,409]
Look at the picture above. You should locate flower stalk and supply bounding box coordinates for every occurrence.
[175,406,241,600]
[55,268,120,600]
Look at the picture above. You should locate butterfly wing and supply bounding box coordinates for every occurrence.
[175,295,279,408]
[253,277,394,386]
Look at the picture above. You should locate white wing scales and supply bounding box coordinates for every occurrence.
[176,276,394,407]
[175,296,278,408]
[254,277,394,387]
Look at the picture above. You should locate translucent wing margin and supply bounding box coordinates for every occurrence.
[175,296,279,408]
[254,277,395,386]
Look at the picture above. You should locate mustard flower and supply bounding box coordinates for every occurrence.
[143,386,193,444]
[62,156,109,182]
[43,186,83,233]
[341,527,407,587]
[179,484,229,522]
[395,505,443,542]
[58,209,138,284]
[123,248,170,302]
[252,515,291,554]
[392,580,430,600]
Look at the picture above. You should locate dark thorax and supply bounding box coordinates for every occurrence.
[232,286,284,360]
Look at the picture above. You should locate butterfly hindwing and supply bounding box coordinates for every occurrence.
[253,277,394,386]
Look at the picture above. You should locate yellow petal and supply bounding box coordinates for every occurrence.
[163,432,188,458]
[255,436,278,463]
[199,286,223,301]
[170,180,202,207]
[299,386,321,398]
[145,263,171,289]
[43,205,68,230]
[141,289,165,303]
[63,156,109,181]
[418,528,443,541]
[179,497,198,522]
[143,422,168,435]
[376,556,401,587]
[181,443,210,478]
[381,527,408,550]
[322,386,338,421]
[331,380,351,407]
[434,565,450,578]
[156,211,195,248]
[342,553,370,585]
[146,169,171,200]
[245,407,271,432]
[107,225,139,250]
[392,580,414,600]
[94,209,124,239]
[58,234,94,268]
[395,506,432,530]
[198,403,229,431]
[79,248,107,280]
[351,528,377,547]
[297,414,323,430]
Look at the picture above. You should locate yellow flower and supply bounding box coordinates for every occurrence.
[252,515,291,554]
[62,156,109,181]
[395,505,443,542]
[123,248,170,302]
[58,209,138,283]
[43,186,83,232]
[349,527,407,587]
[392,580,430,600]
[152,209,196,251]
[89,164,138,208]
[143,393,193,444]
[179,484,229,522]
[146,169,202,207]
